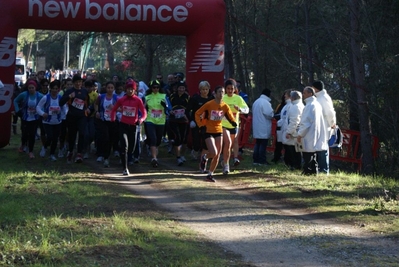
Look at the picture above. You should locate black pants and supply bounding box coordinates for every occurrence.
[21,119,39,153]
[302,152,318,175]
[66,114,86,154]
[97,119,118,159]
[119,122,139,170]
[43,123,61,155]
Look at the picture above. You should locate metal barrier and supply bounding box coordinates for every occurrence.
[237,114,379,170]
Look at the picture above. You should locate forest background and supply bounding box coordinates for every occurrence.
[16,0,399,177]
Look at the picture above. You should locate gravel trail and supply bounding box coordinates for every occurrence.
[95,159,398,267]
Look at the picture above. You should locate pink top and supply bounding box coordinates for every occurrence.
[110,95,147,125]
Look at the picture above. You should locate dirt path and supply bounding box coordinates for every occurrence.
[91,156,398,267]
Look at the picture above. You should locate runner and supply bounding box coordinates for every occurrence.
[110,80,147,176]
[195,85,237,182]
[36,80,67,161]
[144,80,170,167]
[221,79,249,174]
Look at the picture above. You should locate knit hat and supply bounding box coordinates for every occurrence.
[125,80,137,90]
[26,80,37,88]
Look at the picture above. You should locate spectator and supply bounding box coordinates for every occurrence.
[282,90,304,170]
[313,80,336,174]
[251,88,274,166]
[296,86,328,175]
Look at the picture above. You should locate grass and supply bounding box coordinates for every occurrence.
[0,134,246,266]
[1,131,399,266]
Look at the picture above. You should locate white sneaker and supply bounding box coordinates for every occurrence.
[39,146,46,158]
[234,157,240,166]
[49,155,57,162]
[114,151,120,158]
[123,169,130,176]
[223,164,230,175]
[83,152,89,159]
[191,149,198,160]
[104,159,109,167]
[181,156,187,162]
[177,157,184,166]
[96,156,104,162]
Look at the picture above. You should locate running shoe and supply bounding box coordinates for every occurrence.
[96,156,104,162]
[177,157,184,166]
[49,155,57,162]
[58,149,64,158]
[75,153,83,163]
[18,145,25,153]
[200,154,208,171]
[39,146,46,158]
[223,164,230,175]
[199,166,207,174]
[151,158,158,167]
[134,157,140,163]
[104,159,110,167]
[205,174,216,182]
[123,169,130,176]
[181,156,187,162]
[114,151,120,158]
[83,152,89,159]
[233,157,240,166]
[28,152,35,159]
[67,151,73,164]
[191,149,198,160]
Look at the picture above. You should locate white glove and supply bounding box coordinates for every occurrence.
[190,121,196,128]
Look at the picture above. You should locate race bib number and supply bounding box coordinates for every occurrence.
[174,108,185,119]
[48,106,61,115]
[151,109,163,119]
[104,110,111,121]
[210,110,224,121]
[122,106,136,117]
[71,98,84,110]
[28,106,36,115]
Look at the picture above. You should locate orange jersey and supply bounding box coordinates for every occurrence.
[195,100,236,134]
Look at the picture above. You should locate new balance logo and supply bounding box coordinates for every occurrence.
[189,44,224,73]
[0,37,17,67]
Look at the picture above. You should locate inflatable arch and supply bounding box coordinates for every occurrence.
[0,0,225,148]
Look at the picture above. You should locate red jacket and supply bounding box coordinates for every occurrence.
[110,95,147,125]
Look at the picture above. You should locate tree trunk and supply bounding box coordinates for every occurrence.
[103,33,114,71]
[224,0,234,80]
[348,0,374,175]
[145,35,154,83]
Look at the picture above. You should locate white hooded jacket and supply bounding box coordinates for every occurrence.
[297,96,328,152]
[277,99,291,142]
[252,95,274,139]
[282,98,304,145]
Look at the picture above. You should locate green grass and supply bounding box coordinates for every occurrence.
[1,132,399,266]
[0,135,246,266]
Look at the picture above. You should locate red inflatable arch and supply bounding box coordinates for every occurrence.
[0,0,225,148]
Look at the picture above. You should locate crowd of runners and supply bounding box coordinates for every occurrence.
[11,71,253,182]
[11,69,336,180]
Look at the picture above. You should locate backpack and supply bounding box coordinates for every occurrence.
[329,125,343,148]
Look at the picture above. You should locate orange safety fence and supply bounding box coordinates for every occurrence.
[237,114,379,170]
